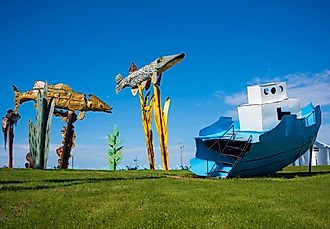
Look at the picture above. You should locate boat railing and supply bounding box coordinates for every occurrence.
[232,135,253,168]
[206,125,236,175]
[207,129,253,176]
[206,124,236,151]
[238,135,253,158]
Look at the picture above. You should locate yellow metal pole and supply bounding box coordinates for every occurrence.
[153,84,170,170]
[138,86,155,170]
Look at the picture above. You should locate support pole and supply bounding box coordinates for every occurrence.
[8,125,14,168]
[2,110,20,169]
[309,145,313,174]
[60,112,77,169]
[138,87,155,170]
[153,85,170,170]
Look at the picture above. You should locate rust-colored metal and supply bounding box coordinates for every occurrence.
[25,152,32,168]
[2,109,20,168]
[8,125,13,168]
[13,81,112,120]
[57,112,77,169]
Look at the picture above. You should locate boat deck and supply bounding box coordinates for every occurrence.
[196,130,265,143]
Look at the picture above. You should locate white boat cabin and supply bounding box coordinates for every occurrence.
[237,82,301,131]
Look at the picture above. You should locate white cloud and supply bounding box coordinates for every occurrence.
[224,109,238,119]
[250,69,330,107]
[213,90,225,99]
[223,91,247,106]
[218,69,330,107]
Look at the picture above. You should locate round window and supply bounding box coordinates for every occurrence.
[271,87,276,94]
[264,88,269,95]
[279,85,283,92]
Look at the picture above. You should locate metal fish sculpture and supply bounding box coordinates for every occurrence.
[2,109,20,150]
[115,53,185,96]
[13,81,112,120]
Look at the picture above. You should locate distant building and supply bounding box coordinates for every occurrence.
[293,141,330,166]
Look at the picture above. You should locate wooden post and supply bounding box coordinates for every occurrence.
[309,145,313,174]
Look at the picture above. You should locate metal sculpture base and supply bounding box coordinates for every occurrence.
[137,85,170,171]
[56,111,77,169]
[138,87,155,170]
[153,85,170,170]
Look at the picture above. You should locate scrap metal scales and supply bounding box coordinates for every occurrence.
[8,81,112,169]
[115,53,185,170]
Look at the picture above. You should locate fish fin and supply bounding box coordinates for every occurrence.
[12,85,19,92]
[77,111,85,120]
[116,74,125,94]
[116,74,123,84]
[131,88,138,96]
[140,80,148,90]
[151,72,158,84]
[12,85,22,113]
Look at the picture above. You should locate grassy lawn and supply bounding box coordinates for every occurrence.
[0,166,330,228]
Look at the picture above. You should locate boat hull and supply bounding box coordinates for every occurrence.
[189,105,321,178]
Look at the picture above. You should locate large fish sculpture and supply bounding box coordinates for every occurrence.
[13,81,112,120]
[115,53,185,96]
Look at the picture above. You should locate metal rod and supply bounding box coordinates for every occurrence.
[309,145,313,174]
[8,125,14,168]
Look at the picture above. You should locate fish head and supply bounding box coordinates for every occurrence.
[86,94,112,113]
[154,53,185,74]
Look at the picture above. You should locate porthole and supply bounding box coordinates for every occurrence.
[271,87,276,94]
[264,88,269,95]
[279,85,283,93]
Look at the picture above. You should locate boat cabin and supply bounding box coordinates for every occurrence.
[237,82,301,131]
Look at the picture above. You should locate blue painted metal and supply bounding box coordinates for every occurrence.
[189,104,321,178]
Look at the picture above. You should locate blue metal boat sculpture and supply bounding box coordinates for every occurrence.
[190,82,321,178]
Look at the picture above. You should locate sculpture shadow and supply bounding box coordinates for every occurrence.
[0,176,164,192]
[270,170,330,179]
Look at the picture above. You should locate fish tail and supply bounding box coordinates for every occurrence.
[12,85,21,113]
[115,74,125,94]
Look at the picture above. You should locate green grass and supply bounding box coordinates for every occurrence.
[1,166,330,228]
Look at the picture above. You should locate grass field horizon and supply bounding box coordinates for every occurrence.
[1,166,330,228]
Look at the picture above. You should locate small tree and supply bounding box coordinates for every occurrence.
[107,125,123,171]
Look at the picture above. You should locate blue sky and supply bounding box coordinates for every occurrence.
[1,0,330,169]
